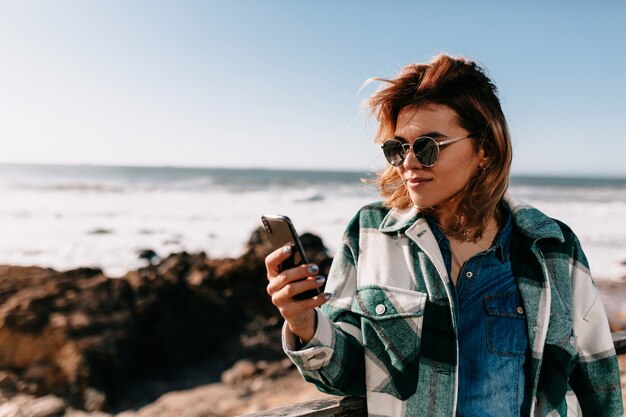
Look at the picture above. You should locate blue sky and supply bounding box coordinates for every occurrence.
[1,1,625,176]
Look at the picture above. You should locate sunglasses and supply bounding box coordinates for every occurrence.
[381,135,471,167]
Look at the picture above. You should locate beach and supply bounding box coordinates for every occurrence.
[1,163,626,415]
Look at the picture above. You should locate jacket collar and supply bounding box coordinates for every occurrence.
[378,205,420,233]
[378,192,565,244]
[504,192,565,244]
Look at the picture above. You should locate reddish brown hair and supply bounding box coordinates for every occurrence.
[368,54,512,241]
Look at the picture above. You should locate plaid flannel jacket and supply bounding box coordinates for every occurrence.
[283,193,623,416]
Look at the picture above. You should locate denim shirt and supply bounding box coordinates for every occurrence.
[427,209,531,417]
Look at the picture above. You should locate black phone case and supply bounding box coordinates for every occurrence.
[261,214,322,300]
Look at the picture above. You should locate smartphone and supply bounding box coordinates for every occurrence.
[261,214,322,300]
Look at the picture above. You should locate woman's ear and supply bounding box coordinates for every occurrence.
[477,147,489,169]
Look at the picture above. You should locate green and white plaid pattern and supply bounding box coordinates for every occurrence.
[283,193,623,416]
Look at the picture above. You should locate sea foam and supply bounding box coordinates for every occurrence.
[0,164,624,281]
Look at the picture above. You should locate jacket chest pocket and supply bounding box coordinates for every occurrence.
[351,285,427,399]
[484,290,528,357]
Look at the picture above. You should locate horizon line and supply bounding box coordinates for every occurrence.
[0,160,624,181]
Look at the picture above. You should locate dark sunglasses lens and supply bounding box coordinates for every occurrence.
[382,141,405,166]
[413,137,439,166]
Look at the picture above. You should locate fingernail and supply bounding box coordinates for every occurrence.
[282,245,292,254]
[315,275,326,284]
[307,264,319,274]
[323,292,332,300]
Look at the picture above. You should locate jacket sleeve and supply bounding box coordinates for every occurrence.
[282,218,366,397]
[568,235,624,415]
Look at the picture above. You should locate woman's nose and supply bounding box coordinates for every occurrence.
[403,145,423,170]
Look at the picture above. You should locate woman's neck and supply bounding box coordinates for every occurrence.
[434,203,501,243]
[447,215,500,284]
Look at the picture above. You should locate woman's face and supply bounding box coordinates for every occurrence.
[393,104,486,216]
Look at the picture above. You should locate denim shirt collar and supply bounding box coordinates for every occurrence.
[425,205,513,264]
[493,206,512,263]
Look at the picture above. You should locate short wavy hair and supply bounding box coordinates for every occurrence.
[368,54,512,241]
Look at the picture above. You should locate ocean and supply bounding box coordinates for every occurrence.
[1,163,625,281]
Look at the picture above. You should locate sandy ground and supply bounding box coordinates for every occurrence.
[116,366,331,417]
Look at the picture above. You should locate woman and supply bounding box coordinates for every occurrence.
[265,54,623,416]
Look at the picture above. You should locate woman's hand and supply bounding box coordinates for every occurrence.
[265,245,330,344]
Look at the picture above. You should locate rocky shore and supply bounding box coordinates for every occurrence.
[0,229,333,416]
[0,229,625,416]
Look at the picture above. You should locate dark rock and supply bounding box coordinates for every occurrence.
[0,229,334,413]
[137,249,160,264]
[0,370,19,391]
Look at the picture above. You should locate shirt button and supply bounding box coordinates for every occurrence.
[375,304,386,315]
[516,306,524,314]
[465,271,474,278]
[533,326,538,332]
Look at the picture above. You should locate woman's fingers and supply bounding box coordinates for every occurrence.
[269,276,329,331]
[291,291,331,312]
[265,244,295,276]
[271,274,326,302]
[264,245,331,343]
[267,262,318,291]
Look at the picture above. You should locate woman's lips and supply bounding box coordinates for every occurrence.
[406,177,433,187]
